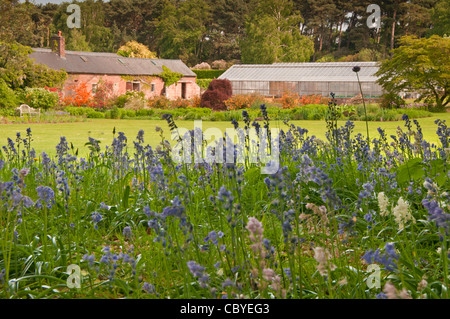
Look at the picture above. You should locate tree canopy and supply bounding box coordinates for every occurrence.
[0,0,443,67]
[117,40,157,58]
[0,40,66,89]
[376,35,450,109]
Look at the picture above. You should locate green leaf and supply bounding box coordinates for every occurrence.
[396,158,424,185]
[122,185,130,209]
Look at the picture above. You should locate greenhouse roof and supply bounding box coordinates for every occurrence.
[218,62,380,82]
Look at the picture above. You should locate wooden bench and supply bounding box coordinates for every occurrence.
[16,104,41,117]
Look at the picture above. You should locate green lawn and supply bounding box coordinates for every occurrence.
[1,113,449,157]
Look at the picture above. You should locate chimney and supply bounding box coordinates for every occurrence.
[51,31,65,58]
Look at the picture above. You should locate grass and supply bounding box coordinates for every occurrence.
[0,113,449,157]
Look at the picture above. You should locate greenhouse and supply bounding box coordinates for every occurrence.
[218,62,384,98]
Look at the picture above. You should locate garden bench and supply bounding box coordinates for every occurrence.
[16,104,41,117]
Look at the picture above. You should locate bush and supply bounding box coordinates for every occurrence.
[92,80,115,109]
[64,106,105,118]
[211,59,227,70]
[148,96,171,109]
[192,69,226,79]
[278,93,329,109]
[224,94,263,110]
[196,79,213,89]
[0,79,17,111]
[201,79,232,111]
[380,92,406,109]
[171,98,191,109]
[191,62,211,70]
[24,87,59,110]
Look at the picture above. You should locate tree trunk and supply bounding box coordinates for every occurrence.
[319,33,323,52]
[390,9,397,57]
[338,20,343,50]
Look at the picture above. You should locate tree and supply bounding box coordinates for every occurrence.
[240,0,314,64]
[66,29,92,52]
[0,41,66,89]
[376,35,450,110]
[117,40,157,58]
[154,0,212,65]
[429,0,450,36]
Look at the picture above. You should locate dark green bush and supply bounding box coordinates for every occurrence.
[0,79,17,111]
[191,69,226,79]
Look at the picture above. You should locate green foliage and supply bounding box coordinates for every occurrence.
[380,92,407,110]
[23,87,59,110]
[195,78,213,88]
[429,0,450,37]
[115,91,146,108]
[65,29,92,52]
[0,41,66,89]
[158,65,183,87]
[0,78,17,110]
[240,0,314,64]
[64,106,105,118]
[117,40,157,58]
[155,0,212,65]
[191,69,225,79]
[376,35,450,110]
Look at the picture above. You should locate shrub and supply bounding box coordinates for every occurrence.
[280,92,300,109]
[24,87,59,110]
[63,82,94,107]
[192,69,226,79]
[224,94,263,110]
[92,80,115,109]
[0,79,17,111]
[190,95,201,108]
[171,98,191,109]
[211,59,227,70]
[196,79,213,89]
[279,93,329,109]
[380,92,406,109]
[148,96,171,109]
[200,79,232,111]
[64,106,105,118]
[191,62,211,70]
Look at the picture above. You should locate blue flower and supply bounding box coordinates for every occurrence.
[422,199,450,233]
[143,282,155,294]
[362,242,399,271]
[187,261,206,278]
[123,226,132,239]
[35,186,55,209]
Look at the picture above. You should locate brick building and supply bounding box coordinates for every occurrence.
[30,32,201,101]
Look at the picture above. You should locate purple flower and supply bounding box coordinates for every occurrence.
[204,230,224,245]
[35,186,55,209]
[91,212,103,228]
[422,199,450,233]
[123,226,132,239]
[143,282,155,294]
[187,261,206,278]
[362,242,398,271]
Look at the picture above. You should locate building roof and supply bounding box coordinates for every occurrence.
[218,62,380,82]
[30,48,196,77]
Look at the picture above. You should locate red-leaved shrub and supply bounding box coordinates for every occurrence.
[200,79,232,111]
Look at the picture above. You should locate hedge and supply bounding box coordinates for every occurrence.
[191,69,226,79]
